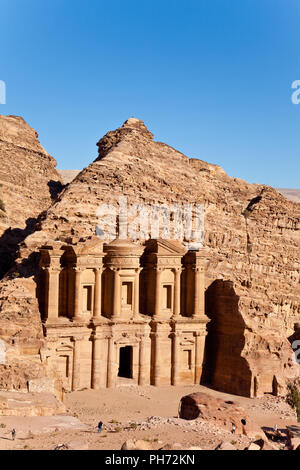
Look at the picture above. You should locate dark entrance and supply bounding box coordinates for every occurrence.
[118,346,133,378]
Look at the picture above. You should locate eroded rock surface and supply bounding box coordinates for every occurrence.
[0,117,299,397]
[0,115,63,277]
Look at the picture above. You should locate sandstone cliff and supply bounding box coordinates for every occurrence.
[0,115,63,277]
[0,115,63,389]
[0,117,299,396]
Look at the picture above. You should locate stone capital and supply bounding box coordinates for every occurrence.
[171,331,180,338]
[154,267,163,273]
[172,267,181,273]
[111,266,121,272]
[192,266,203,273]
[74,266,83,273]
[136,333,147,340]
[71,335,85,342]
[46,266,61,274]
[92,333,105,341]
[94,266,103,273]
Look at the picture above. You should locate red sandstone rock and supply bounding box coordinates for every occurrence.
[0,115,63,278]
[179,392,263,438]
[0,116,299,396]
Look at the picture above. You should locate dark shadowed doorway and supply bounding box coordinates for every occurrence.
[118,346,133,378]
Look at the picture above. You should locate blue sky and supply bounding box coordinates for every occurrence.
[0,0,299,188]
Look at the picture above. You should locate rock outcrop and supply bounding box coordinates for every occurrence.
[0,116,299,397]
[179,392,263,438]
[0,115,63,277]
[0,115,63,391]
[0,391,65,416]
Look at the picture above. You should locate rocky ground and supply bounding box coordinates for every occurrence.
[0,383,298,450]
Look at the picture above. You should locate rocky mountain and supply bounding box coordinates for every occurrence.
[0,115,63,277]
[58,174,300,204]
[0,116,299,396]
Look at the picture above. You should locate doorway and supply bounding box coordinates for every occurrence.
[118,346,133,378]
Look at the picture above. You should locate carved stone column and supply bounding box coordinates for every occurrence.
[91,335,102,389]
[46,268,60,320]
[138,335,148,385]
[72,337,82,390]
[134,268,141,318]
[173,268,181,318]
[73,267,82,320]
[193,267,203,318]
[153,332,163,386]
[154,268,162,318]
[107,336,115,388]
[171,332,180,386]
[194,332,205,384]
[112,268,120,319]
[67,266,74,318]
[93,268,102,318]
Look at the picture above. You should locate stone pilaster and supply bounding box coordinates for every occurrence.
[173,268,181,318]
[73,267,82,320]
[112,268,120,319]
[46,267,60,320]
[171,332,180,386]
[93,268,102,318]
[91,334,104,389]
[107,336,116,388]
[194,331,205,384]
[72,336,82,390]
[67,266,74,318]
[138,335,148,385]
[133,268,141,318]
[154,268,162,318]
[152,331,163,386]
[193,266,205,318]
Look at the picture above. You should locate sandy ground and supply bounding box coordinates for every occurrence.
[0,381,298,450]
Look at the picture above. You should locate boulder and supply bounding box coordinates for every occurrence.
[179,392,262,437]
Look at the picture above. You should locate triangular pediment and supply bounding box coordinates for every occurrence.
[144,238,187,255]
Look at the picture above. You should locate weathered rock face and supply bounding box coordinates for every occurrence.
[0,115,63,277]
[178,392,263,438]
[0,115,63,391]
[0,117,299,397]
[204,280,299,397]
[0,391,66,417]
[0,277,46,391]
